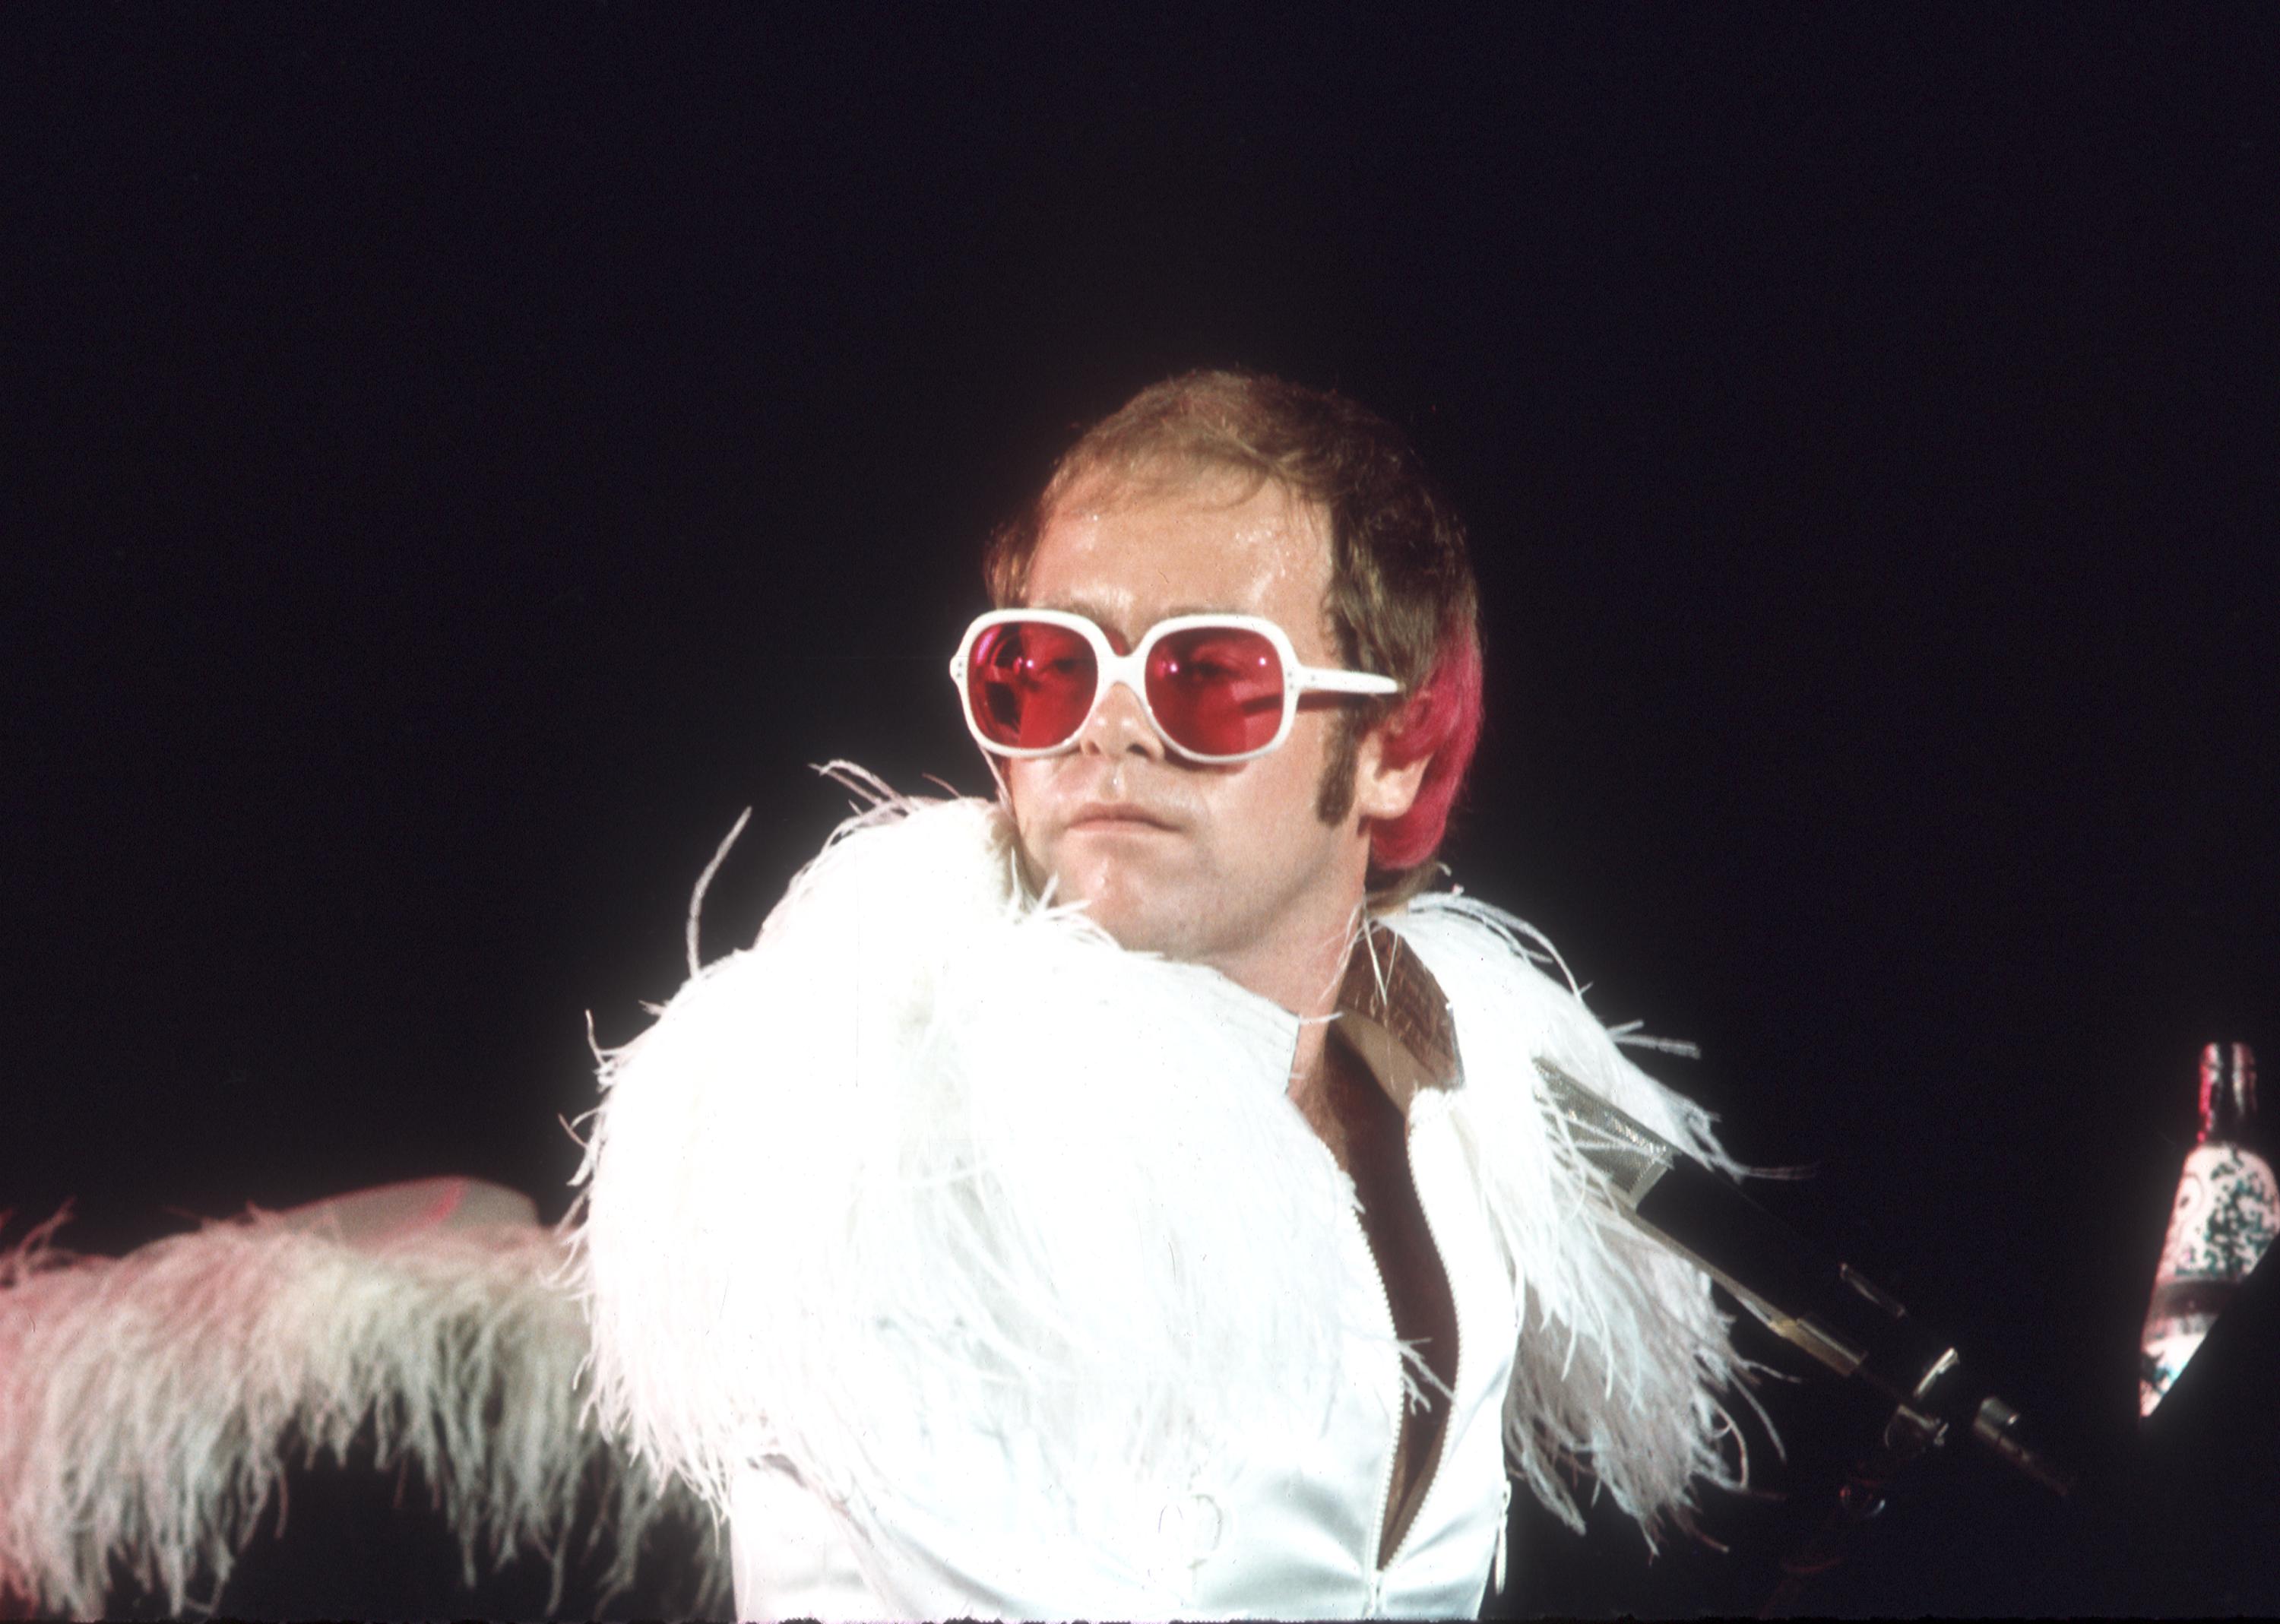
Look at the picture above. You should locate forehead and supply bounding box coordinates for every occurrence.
[1023,470,1334,644]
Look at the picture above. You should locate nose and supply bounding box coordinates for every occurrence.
[1077,674,1166,761]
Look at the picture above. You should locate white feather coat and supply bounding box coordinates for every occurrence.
[0,781,1755,1619]
[573,784,1759,1613]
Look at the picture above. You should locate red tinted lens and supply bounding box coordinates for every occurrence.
[1145,625,1285,757]
[966,620,1099,750]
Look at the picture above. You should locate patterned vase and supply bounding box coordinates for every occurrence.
[2140,1043,2276,1417]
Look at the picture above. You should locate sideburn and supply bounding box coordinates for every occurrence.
[1315,711,1361,827]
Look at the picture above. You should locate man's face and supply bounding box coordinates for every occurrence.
[1002,470,1377,989]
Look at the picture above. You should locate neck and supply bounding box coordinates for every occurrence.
[1195,897,1364,1116]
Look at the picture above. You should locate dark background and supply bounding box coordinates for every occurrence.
[7,3,2275,1615]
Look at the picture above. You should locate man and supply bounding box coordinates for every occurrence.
[578,371,1756,1617]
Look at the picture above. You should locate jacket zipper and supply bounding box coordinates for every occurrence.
[1493,1477,1512,1594]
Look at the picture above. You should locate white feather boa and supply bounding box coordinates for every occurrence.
[574,780,1759,1560]
[0,1190,726,1619]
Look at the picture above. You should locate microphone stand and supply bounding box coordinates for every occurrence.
[1531,1059,2078,1613]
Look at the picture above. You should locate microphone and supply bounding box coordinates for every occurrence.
[1534,1057,2076,1496]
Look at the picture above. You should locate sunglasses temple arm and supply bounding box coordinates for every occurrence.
[1294,669,1404,695]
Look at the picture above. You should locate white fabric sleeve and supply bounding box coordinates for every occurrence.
[730,1458,893,1622]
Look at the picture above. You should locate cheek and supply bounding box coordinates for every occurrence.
[1002,757,1053,815]
[1186,727,1335,863]
[1256,717,1337,813]
[1002,761,1054,856]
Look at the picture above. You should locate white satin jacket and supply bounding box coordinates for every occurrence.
[728,934,1519,1620]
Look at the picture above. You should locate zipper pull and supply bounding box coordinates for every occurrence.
[1493,1478,1512,1594]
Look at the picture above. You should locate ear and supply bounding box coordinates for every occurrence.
[1352,723,1430,823]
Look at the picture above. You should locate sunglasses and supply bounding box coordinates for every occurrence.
[950,609,1402,765]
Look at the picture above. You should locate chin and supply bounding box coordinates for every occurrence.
[1078,898,1197,958]
[1037,852,1200,957]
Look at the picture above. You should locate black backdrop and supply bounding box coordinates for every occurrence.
[9,5,2276,1615]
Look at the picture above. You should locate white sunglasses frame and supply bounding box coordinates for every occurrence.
[949,609,1402,765]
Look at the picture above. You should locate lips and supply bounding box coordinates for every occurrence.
[1066,801,1178,831]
